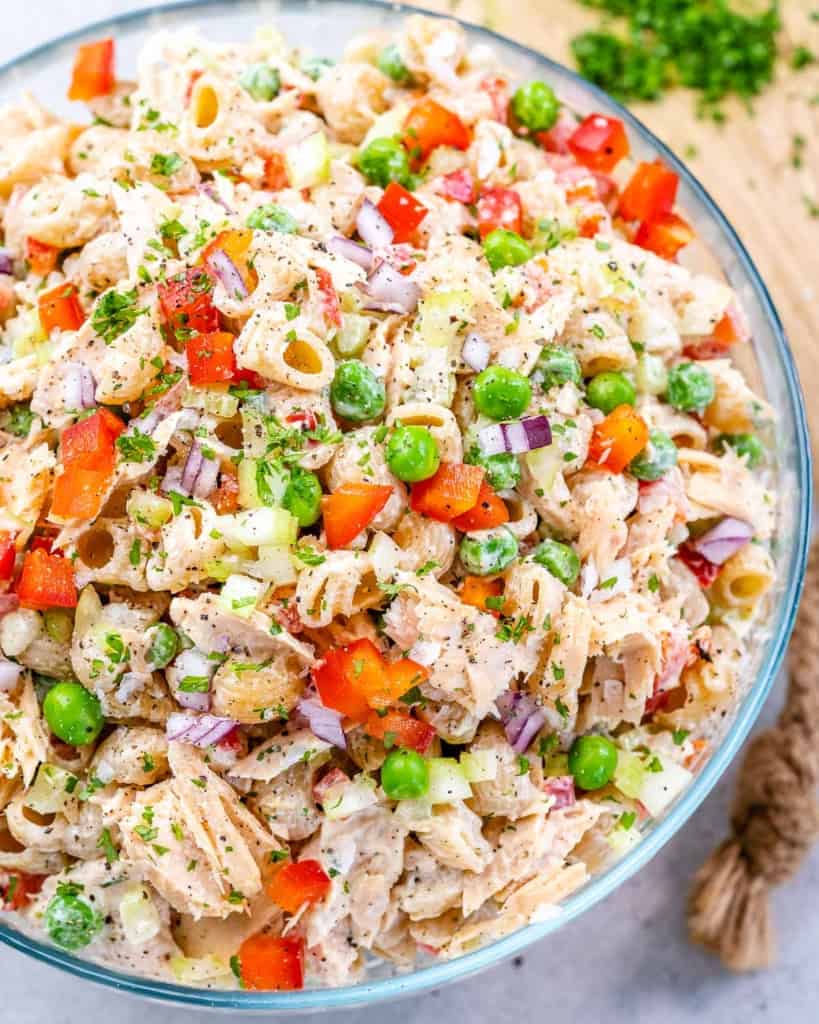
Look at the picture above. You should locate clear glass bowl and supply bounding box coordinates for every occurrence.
[0,0,811,1010]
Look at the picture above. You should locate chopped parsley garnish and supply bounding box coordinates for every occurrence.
[96,828,119,865]
[116,430,157,463]
[292,544,326,567]
[150,152,184,177]
[178,676,210,693]
[92,287,147,344]
[672,729,690,746]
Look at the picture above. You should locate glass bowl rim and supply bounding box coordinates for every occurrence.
[0,0,811,1010]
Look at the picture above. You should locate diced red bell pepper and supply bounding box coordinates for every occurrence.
[68,39,115,102]
[262,151,289,190]
[285,410,318,432]
[312,638,383,721]
[587,405,650,474]
[438,168,476,204]
[157,267,219,338]
[480,75,510,124]
[409,463,484,522]
[535,108,578,154]
[1,871,45,911]
[0,532,16,581]
[268,859,331,914]
[364,708,436,754]
[238,934,304,991]
[61,408,124,472]
[451,480,509,531]
[315,267,342,328]
[476,187,523,239]
[676,544,721,588]
[51,466,110,520]
[378,658,430,708]
[617,161,678,223]
[186,331,237,386]
[26,238,58,276]
[459,575,503,617]
[568,114,630,173]
[377,183,429,244]
[402,98,470,164]
[321,482,392,549]
[634,213,694,260]
[38,282,85,334]
[17,549,77,610]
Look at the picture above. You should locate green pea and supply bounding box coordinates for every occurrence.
[666,362,715,412]
[483,229,533,272]
[531,539,580,586]
[45,886,104,951]
[301,56,334,81]
[568,735,618,791]
[283,467,323,526]
[330,360,386,423]
[146,623,179,669]
[511,80,560,133]
[629,430,678,481]
[377,43,412,84]
[715,432,764,469]
[473,366,532,421]
[357,136,413,189]
[43,682,103,747]
[586,371,636,414]
[246,204,297,234]
[381,748,429,800]
[465,446,521,492]
[239,63,281,102]
[533,345,582,390]
[460,527,519,575]
[386,425,440,483]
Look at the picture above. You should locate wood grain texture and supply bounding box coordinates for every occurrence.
[410,0,819,483]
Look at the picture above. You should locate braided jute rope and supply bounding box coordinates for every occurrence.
[687,538,819,971]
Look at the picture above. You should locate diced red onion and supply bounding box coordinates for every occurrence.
[543,775,576,810]
[478,415,552,456]
[0,659,23,692]
[166,712,238,747]
[462,332,490,372]
[359,262,420,314]
[181,443,205,495]
[175,688,211,712]
[691,517,753,566]
[589,558,632,603]
[0,594,19,618]
[207,248,248,299]
[326,235,373,272]
[296,697,346,750]
[356,199,394,249]
[199,181,234,214]
[162,464,187,497]
[64,363,96,410]
[193,453,220,499]
[496,691,546,754]
[580,561,599,599]
[0,249,13,276]
[408,640,441,667]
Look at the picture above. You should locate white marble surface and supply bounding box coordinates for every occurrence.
[1,3,818,1020]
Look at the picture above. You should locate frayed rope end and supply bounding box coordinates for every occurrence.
[687,838,774,972]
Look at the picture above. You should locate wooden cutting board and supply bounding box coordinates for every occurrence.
[411,0,819,487]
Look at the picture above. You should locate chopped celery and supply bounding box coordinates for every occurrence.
[182,387,239,418]
[238,458,289,510]
[26,763,77,815]
[284,131,330,189]
[246,545,298,585]
[360,102,411,150]
[219,573,267,617]
[126,490,174,528]
[334,313,371,357]
[416,291,473,348]
[638,757,692,817]
[612,749,647,799]
[204,556,243,582]
[223,507,298,548]
[524,444,564,494]
[43,609,73,645]
[426,758,472,804]
[170,955,233,984]
[323,774,378,820]
[635,353,668,396]
[460,749,499,783]
[119,886,161,946]
[10,309,47,358]
[543,752,570,777]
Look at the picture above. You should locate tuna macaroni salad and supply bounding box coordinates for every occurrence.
[0,15,776,991]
